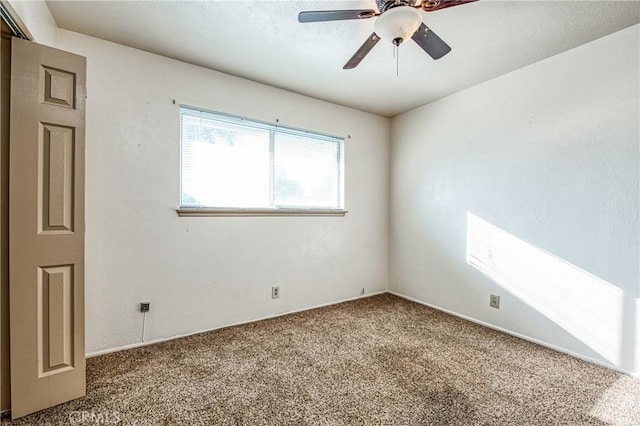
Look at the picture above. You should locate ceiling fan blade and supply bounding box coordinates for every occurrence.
[421,0,479,12]
[298,9,377,23]
[343,33,381,69]
[411,23,451,60]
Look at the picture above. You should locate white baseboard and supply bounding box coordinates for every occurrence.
[387,290,638,378]
[86,291,386,358]
[86,289,639,380]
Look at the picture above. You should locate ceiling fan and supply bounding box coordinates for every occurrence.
[298,0,478,69]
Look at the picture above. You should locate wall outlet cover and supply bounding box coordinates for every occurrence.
[490,295,500,309]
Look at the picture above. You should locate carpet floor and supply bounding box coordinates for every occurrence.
[2,294,639,425]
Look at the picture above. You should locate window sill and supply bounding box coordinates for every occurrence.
[176,208,348,217]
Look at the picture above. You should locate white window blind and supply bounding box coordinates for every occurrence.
[180,106,344,210]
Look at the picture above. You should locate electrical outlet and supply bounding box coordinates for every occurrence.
[490,294,500,309]
[140,302,150,312]
[271,286,280,299]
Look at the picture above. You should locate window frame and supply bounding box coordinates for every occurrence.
[177,106,347,217]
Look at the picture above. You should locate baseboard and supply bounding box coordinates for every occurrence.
[86,290,387,358]
[87,289,639,379]
[387,290,638,378]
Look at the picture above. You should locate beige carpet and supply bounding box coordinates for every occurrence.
[2,294,639,425]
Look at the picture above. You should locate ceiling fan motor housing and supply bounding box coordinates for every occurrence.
[376,0,416,13]
[376,0,415,13]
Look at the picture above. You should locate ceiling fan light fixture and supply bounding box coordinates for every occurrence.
[373,6,422,45]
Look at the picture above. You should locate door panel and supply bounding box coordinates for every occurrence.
[9,37,85,419]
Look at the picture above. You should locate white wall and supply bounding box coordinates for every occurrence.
[56,30,390,355]
[4,0,57,46]
[390,25,640,375]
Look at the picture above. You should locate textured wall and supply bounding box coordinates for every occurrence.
[390,25,640,375]
[57,30,390,355]
[6,0,57,46]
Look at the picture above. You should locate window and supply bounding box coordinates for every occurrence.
[179,106,345,216]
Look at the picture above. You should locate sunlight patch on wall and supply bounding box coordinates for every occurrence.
[466,213,624,365]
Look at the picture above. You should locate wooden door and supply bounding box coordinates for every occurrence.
[9,37,85,419]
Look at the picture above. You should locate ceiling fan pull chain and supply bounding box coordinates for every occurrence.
[396,45,400,76]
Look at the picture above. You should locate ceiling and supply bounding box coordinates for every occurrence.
[46,0,640,117]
